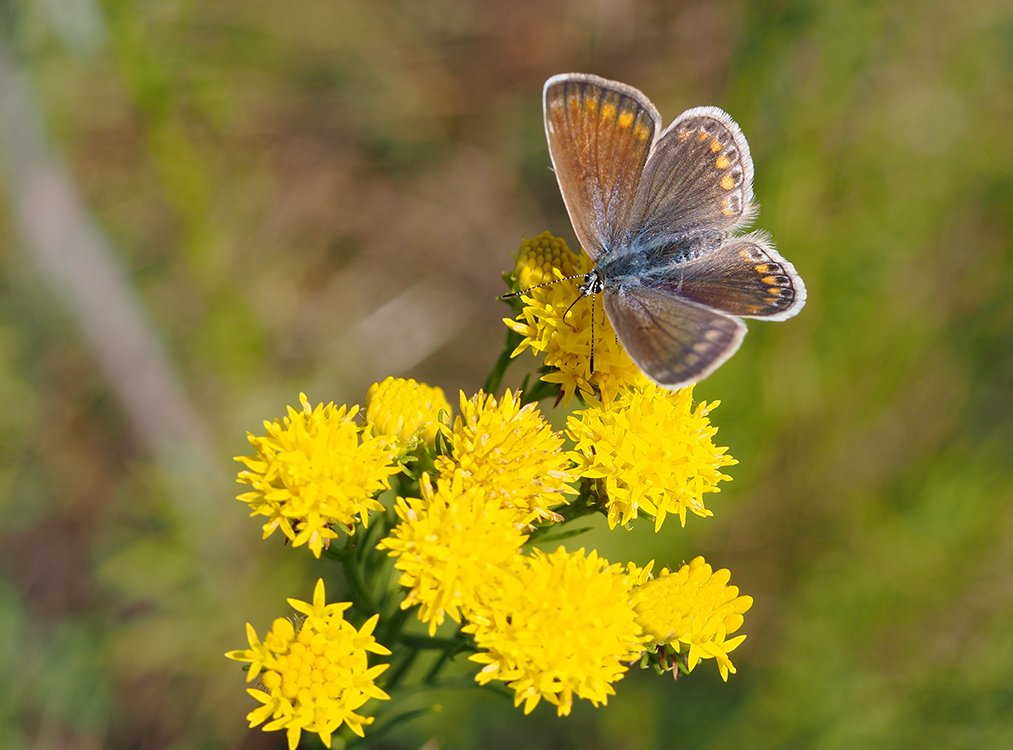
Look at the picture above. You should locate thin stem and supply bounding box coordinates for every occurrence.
[382,629,472,692]
[518,376,561,405]
[420,626,470,684]
[347,708,432,748]
[483,327,522,394]
[400,632,473,653]
[342,536,379,615]
[382,646,419,693]
[378,604,413,645]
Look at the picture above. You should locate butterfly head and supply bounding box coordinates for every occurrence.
[577,269,605,298]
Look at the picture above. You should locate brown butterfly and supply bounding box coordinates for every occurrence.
[541,73,806,387]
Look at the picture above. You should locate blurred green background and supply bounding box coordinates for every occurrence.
[1,0,1010,748]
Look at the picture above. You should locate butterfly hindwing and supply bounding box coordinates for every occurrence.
[643,232,807,320]
[543,74,660,260]
[603,285,746,388]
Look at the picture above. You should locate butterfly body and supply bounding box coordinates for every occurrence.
[543,73,806,388]
[594,229,720,288]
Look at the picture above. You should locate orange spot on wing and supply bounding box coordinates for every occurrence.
[754,263,769,274]
[720,174,736,190]
[618,111,634,128]
[710,139,723,153]
[715,154,731,170]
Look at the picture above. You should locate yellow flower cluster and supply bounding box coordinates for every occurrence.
[633,557,753,681]
[435,389,575,525]
[225,580,391,749]
[380,389,571,636]
[230,257,756,738]
[365,376,450,456]
[567,383,737,530]
[504,232,647,403]
[466,548,651,716]
[378,471,529,634]
[235,394,399,557]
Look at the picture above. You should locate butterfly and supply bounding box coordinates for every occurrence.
[540,73,806,388]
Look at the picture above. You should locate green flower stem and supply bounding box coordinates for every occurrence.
[342,536,380,616]
[397,674,489,700]
[399,632,473,653]
[517,376,561,405]
[356,508,388,565]
[382,630,472,692]
[483,327,522,394]
[420,627,470,684]
[381,645,419,693]
[378,604,413,645]
[347,708,432,749]
[556,490,603,522]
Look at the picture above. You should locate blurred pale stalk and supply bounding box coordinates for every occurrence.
[0,42,220,535]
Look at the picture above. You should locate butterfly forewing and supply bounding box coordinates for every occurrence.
[645,232,807,320]
[543,74,660,260]
[604,285,746,388]
[626,107,755,249]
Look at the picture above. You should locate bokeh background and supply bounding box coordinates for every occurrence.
[1,0,1010,748]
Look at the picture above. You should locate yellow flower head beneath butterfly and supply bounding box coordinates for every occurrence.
[465,547,651,716]
[224,579,391,748]
[632,557,753,681]
[378,471,529,634]
[567,383,736,531]
[434,388,575,526]
[365,376,450,456]
[504,232,647,404]
[235,394,399,557]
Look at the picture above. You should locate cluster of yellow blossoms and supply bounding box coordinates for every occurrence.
[226,233,752,748]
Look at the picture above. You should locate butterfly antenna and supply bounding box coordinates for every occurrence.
[561,292,584,320]
[502,269,599,378]
[499,273,587,300]
[557,286,596,376]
